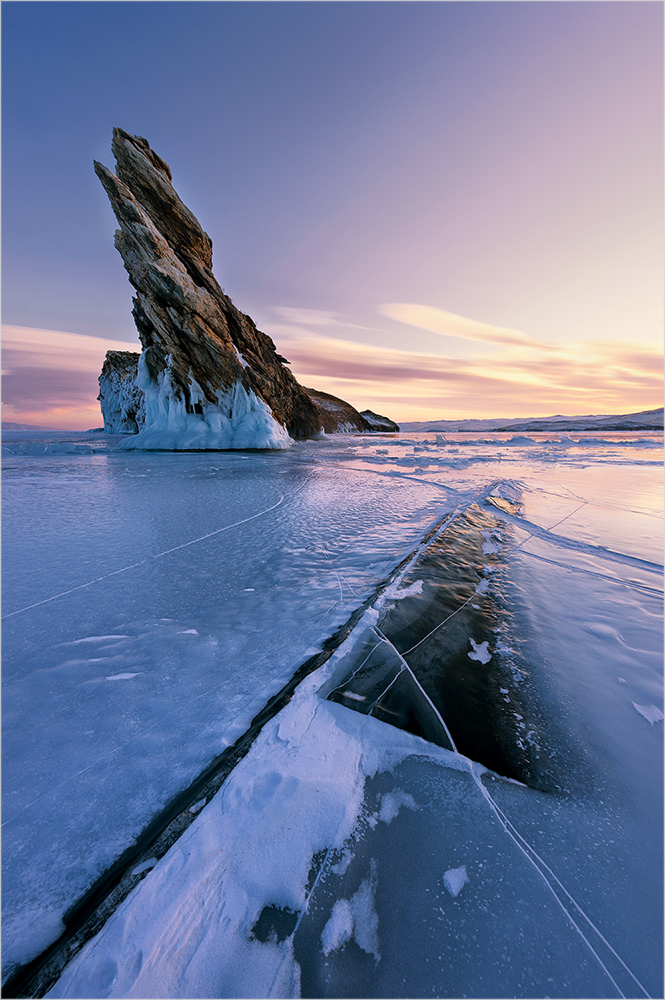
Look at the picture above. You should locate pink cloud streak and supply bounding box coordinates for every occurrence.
[280,335,662,420]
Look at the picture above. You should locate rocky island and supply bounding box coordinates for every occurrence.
[95,129,397,448]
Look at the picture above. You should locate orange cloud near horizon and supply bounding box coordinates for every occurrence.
[279,334,663,421]
[1,323,661,431]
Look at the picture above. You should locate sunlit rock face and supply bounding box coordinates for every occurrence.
[94,128,321,450]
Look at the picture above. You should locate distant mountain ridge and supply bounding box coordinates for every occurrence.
[2,422,61,432]
[399,407,663,433]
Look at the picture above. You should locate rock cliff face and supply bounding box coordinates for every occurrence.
[94,128,321,449]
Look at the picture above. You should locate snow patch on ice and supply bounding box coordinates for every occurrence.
[632,703,664,725]
[349,865,381,962]
[178,629,199,635]
[481,529,502,555]
[343,691,366,702]
[321,861,380,962]
[321,898,354,955]
[378,789,418,825]
[443,866,469,898]
[383,579,424,600]
[331,849,354,876]
[105,673,141,681]
[468,639,492,664]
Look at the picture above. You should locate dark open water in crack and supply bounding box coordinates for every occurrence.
[328,501,590,795]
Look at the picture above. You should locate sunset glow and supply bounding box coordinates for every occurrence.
[2,2,662,428]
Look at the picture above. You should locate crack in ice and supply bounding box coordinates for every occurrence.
[2,491,290,619]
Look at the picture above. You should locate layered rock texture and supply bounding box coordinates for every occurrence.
[94,129,321,449]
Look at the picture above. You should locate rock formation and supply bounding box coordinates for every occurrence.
[98,350,400,439]
[98,351,146,433]
[94,128,321,449]
[95,129,399,448]
[359,409,400,432]
[302,387,370,433]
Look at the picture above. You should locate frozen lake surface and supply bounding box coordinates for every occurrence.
[2,429,663,997]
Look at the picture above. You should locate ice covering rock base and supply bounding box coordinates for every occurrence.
[94,128,320,449]
[99,345,398,446]
[122,354,292,451]
[98,351,145,434]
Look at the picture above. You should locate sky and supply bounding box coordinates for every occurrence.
[2,0,663,429]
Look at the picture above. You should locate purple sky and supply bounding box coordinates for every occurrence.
[2,1,662,428]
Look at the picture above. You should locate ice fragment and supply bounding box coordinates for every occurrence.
[443,866,469,898]
[468,639,491,664]
[632,703,664,725]
[131,858,157,876]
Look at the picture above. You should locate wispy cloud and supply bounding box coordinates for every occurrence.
[271,307,379,335]
[379,303,554,350]
[276,331,662,420]
[2,325,141,369]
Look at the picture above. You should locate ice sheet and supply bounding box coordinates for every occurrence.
[2,447,448,978]
[3,428,663,996]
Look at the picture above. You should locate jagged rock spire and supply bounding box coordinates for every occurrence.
[94,128,321,447]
